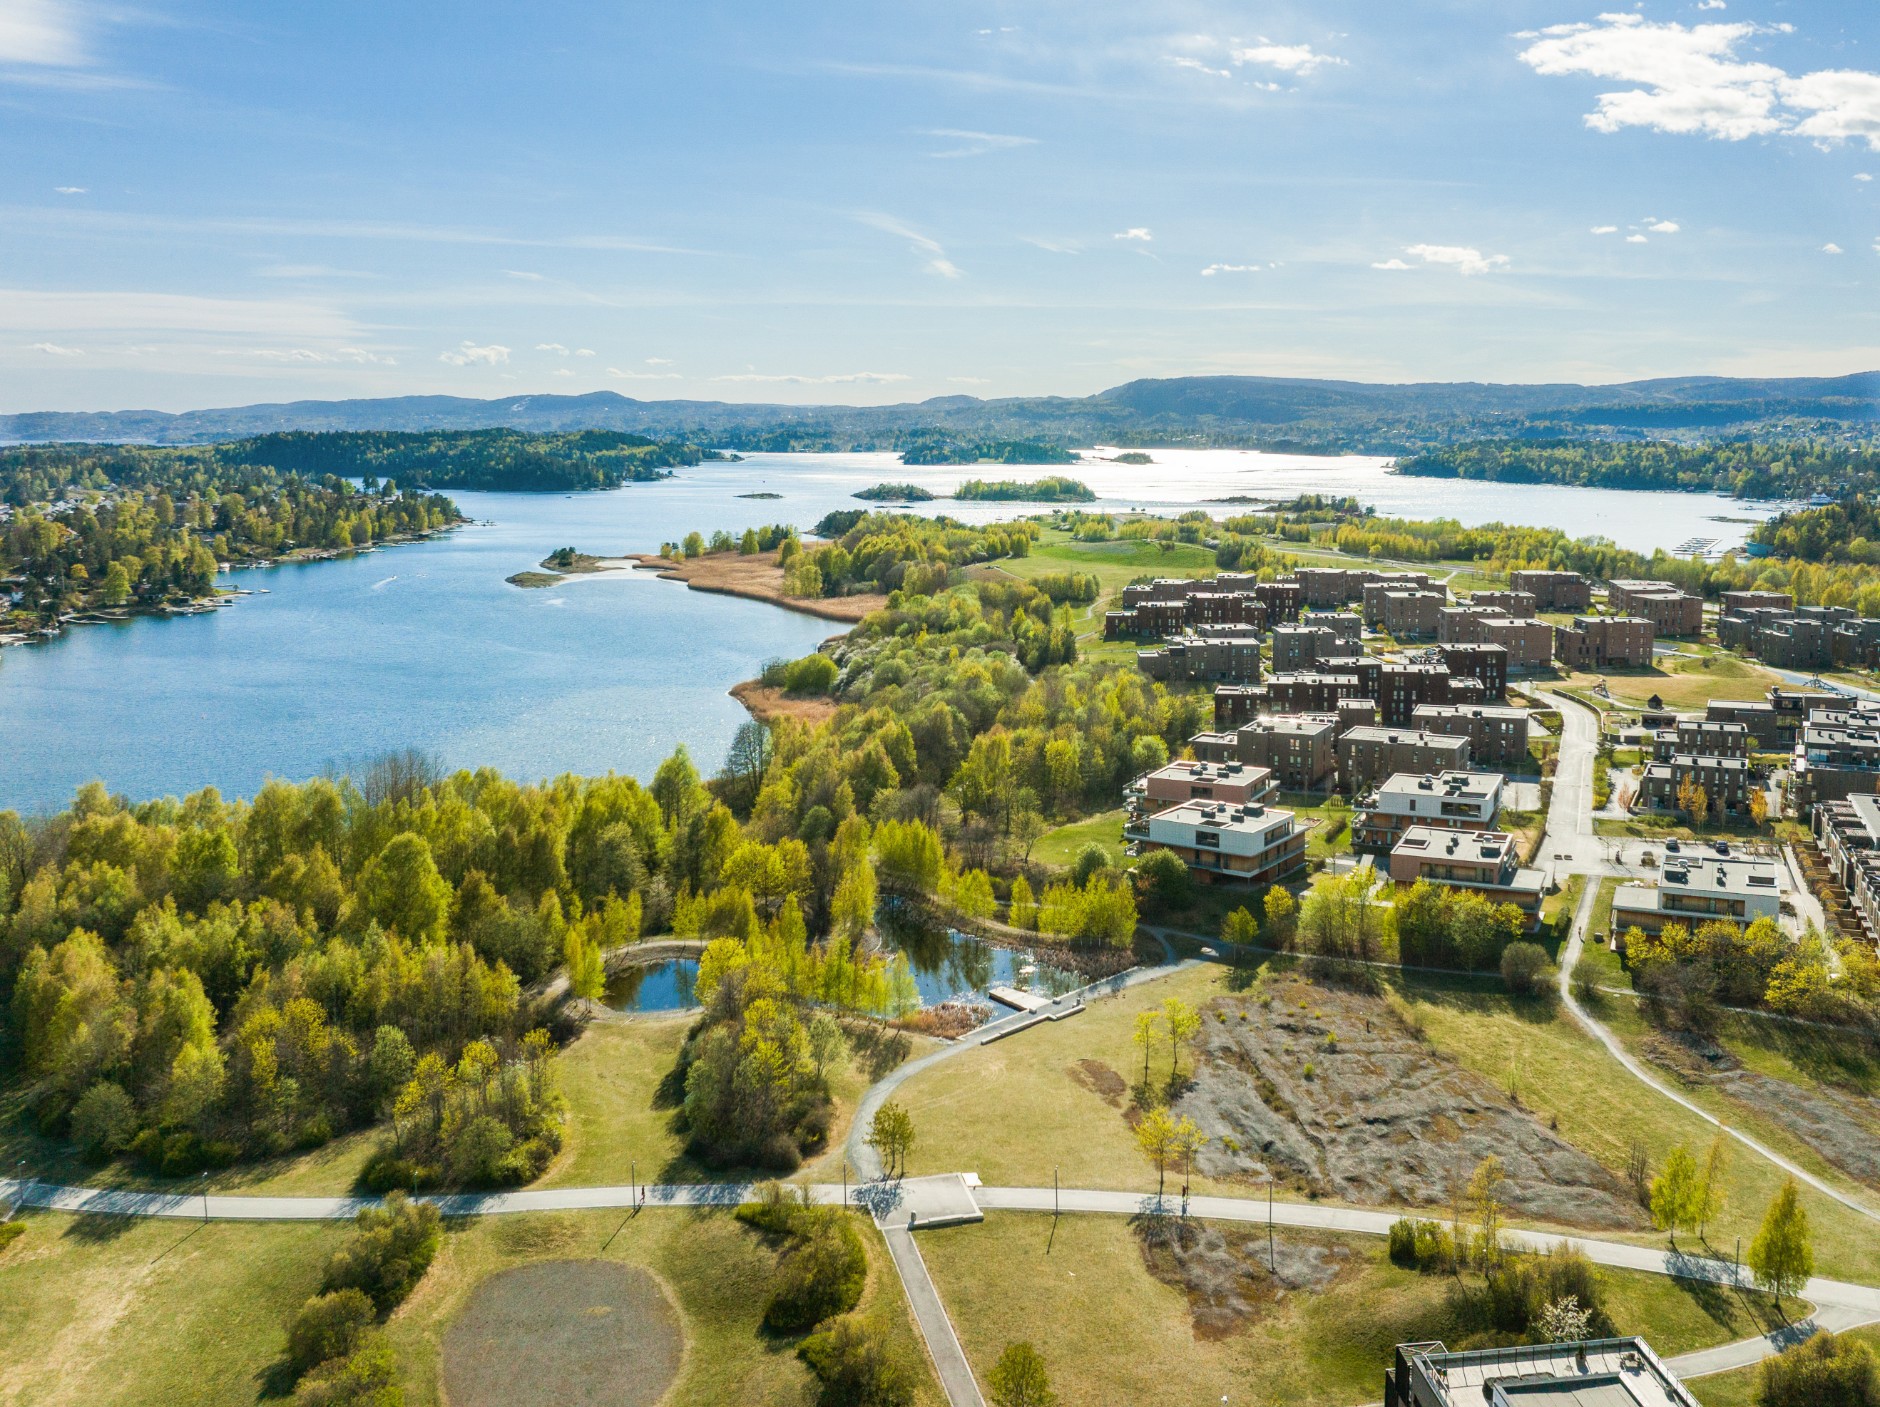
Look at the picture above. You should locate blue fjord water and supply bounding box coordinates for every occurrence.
[0,449,1775,812]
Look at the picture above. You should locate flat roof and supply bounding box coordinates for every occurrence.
[1394,826,1515,860]
[1404,1339,1696,1407]
[1342,727,1472,747]
[1377,769,1505,799]
[1149,799,1295,833]
[1240,715,1338,736]
[1142,759,1269,784]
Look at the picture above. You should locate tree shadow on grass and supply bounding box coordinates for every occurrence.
[59,1211,137,1244]
[253,1356,300,1402]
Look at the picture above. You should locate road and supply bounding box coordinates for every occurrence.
[1544,690,1880,1225]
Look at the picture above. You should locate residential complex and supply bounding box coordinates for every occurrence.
[1612,855,1782,934]
[1351,770,1504,853]
[1386,827,1544,927]
[1123,798,1307,887]
[1386,1338,1700,1407]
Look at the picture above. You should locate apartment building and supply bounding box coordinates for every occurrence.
[1721,590,1794,614]
[1553,615,1656,670]
[1137,632,1262,684]
[1651,720,1749,762]
[1481,617,1556,671]
[1125,799,1307,887]
[1387,827,1544,927]
[1438,604,1507,644]
[1612,856,1782,934]
[1508,569,1594,612]
[1378,661,1459,726]
[1411,703,1530,771]
[1379,590,1447,640]
[1255,579,1303,622]
[1636,754,1756,816]
[1270,623,1361,673]
[1351,769,1504,852]
[1794,714,1880,810]
[1339,727,1473,793]
[1705,698,1783,749]
[1386,1338,1701,1407]
[1469,589,1537,618]
[1226,714,1340,790]
[1813,793,1880,940]
[1127,758,1276,811]
[1437,643,1508,700]
[1607,579,1703,637]
[1267,671,1366,715]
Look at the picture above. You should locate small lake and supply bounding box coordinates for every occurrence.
[876,904,1087,1011]
[603,958,699,1014]
[0,449,1783,812]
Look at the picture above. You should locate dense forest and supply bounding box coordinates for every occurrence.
[1,456,458,631]
[217,428,712,491]
[852,483,935,502]
[953,476,1094,502]
[1750,495,1880,565]
[1396,439,1880,499]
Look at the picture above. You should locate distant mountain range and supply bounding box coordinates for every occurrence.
[5,372,1876,453]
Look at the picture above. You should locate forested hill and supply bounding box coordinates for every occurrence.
[217,428,710,491]
[5,371,1875,453]
[1395,440,1880,499]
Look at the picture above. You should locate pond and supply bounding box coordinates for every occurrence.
[875,903,1089,1013]
[603,958,699,1014]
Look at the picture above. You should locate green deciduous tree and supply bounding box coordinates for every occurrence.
[989,1342,1058,1407]
[1749,1179,1814,1305]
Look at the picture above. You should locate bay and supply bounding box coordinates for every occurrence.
[0,449,1780,812]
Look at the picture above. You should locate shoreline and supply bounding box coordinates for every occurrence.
[728,678,840,726]
[0,521,464,650]
[623,550,888,623]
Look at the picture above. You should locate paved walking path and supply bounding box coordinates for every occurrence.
[1544,691,1880,1225]
[9,1172,1878,1393]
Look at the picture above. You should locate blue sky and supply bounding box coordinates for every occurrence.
[1,0,1876,411]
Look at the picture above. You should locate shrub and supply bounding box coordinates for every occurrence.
[1070,842,1111,887]
[1134,848,1191,913]
[286,1289,376,1375]
[765,1211,868,1332]
[988,1340,1058,1407]
[783,653,840,696]
[321,1192,442,1315]
[1500,942,1555,997]
[69,1080,138,1157]
[798,1313,913,1407]
[1756,1331,1880,1407]
[1388,1217,1454,1272]
[291,1331,402,1406]
[736,1180,809,1238]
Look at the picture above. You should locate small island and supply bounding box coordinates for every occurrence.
[506,546,631,588]
[735,491,783,499]
[1109,451,1154,465]
[954,475,1096,503]
[853,482,937,502]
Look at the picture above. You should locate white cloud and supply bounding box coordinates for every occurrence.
[645,357,672,364]
[1823,242,1844,253]
[1371,258,1413,270]
[921,128,1037,158]
[607,367,681,381]
[1590,225,1619,234]
[1114,227,1153,242]
[553,368,574,378]
[1626,233,1650,243]
[53,185,84,195]
[711,371,911,384]
[438,341,510,366]
[1647,219,1681,233]
[0,0,88,67]
[1520,15,1880,150]
[535,342,570,355]
[1168,56,1230,78]
[505,270,545,281]
[30,340,82,356]
[1231,42,1345,76]
[575,348,595,357]
[1201,263,1260,276]
[857,212,963,278]
[1021,236,1080,254]
[1403,243,1511,275]
[233,347,397,366]
[1697,0,1726,8]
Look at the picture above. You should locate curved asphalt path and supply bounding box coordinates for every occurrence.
[1543,690,1880,1225]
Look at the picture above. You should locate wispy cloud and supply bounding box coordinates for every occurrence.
[0,0,88,68]
[608,367,681,380]
[857,212,962,278]
[1590,225,1619,235]
[1400,244,1512,275]
[505,270,546,281]
[53,185,84,195]
[1371,258,1413,271]
[438,341,509,366]
[536,343,570,355]
[1519,15,1880,151]
[1021,236,1081,254]
[711,371,910,384]
[1114,227,1153,242]
[644,357,672,365]
[575,348,595,357]
[230,347,397,366]
[1167,56,1229,79]
[947,376,991,385]
[0,288,357,337]
[920,128,1037,158]
[1200,263,1260,276]
[29,340,83,356]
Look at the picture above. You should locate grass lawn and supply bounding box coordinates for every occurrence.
[1562,655,1782,714]
[1689,1324,1880,1406]
[919,1212,1791,1407]
[1398,974,1880,1283]
[547,1013,927,1189]
[1032,809,1128,869]
[1592,816,1771,843]
[387,1209,941,1407]
[0,1204,941,1407]
[892,963,1253,1195]
[1005,531,1219,593]
[0,1211,348,1406]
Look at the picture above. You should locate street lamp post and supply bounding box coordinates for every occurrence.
[200,1170,210,1225]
